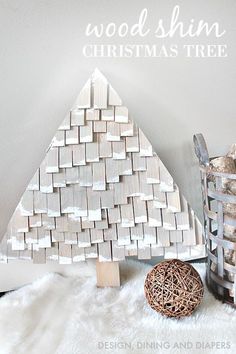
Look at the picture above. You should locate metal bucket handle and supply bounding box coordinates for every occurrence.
[193,133,210,166]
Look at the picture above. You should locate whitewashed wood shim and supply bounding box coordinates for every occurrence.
[51,230,64,242]
[139,129,153,157]
[101,107,114,121]
[67,214,81,233]
[47,189,61,217]
[146,155,160,184]
[159,160,174,192]
[59,243,72,264]
[117,224,130,246]
[64,232,78,245]
[87,192,101,221]
[112,141,126,160]
[86,142,99,163]
[51,130,65,148]
[162,209,176,230]
[71,109,85,126]
[29,214,41,228]
[132,153,146,171]
[153,184,167,208]
[166,185,181,213]
[108,85,122,106]
[78,229,91,247]
[55,215,68,232]
[137,240,151,259]
[72,245,85,262]
[147,201,162,227]
[19,191,34,217]
[151,244,164,257]
[86,109,100,121]
[66,126,79,145]
[120,203,134,227]
[143,225,157,244]
[46,148,59,173]
[73,145,86,166]
[175,195,190,230]
[157,229,170,247]
[115,106,128,123]
[92,162,106,191]
[94,120,107,133]
[170,230,183,243]
[112,241,125,261]
[133,197,147,223]
[38,229,51,248]
[98,241,112,261]
[46,244,59,261]
[79,165,92,187]
[59,146,73,168]
[85,244,98,259]
[125,240,138,257]
[107,122,120,141]
[108,207,121,224]
[33,247,46,264]
[53,169,66,188]
[80,121,93,143]
[27,170,40,191]
[65,167,79,184]
[104,224,117,241]
[93,69,108,109]
[131,224,143,240]
[34,191,47,214]
[91,229,104,243]
[39,161,53,193]
[61,185,74,213]
[3,69,205,265]
[120,123,134,137]
[75,78,91,108]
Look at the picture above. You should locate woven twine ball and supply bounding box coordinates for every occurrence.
[144,259,204,318]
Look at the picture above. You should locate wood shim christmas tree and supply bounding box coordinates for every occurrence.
[0,69,206,267]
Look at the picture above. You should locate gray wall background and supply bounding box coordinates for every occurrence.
[0,0,235,240]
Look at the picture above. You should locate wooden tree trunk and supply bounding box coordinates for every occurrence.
[96,260,120,287]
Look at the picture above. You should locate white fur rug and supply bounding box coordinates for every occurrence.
[0,260,235,354]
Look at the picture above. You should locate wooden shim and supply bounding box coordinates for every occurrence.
[85,244,98,259]
[86,108,100,121]
[107,122,120,141]
[38,229,51,248]
[139,172,153,200]
[66,126,79,145]
[80,121,93,143]
[11,232,25,251]
[96,260,120,287]
[157,229,170,247]
[104,224,117,241]
[59,243,72,264]
[53,169,66,187]
[133,197,147,223]
[81,217,94,229]
[11,208,29,233]
[162,209,176,230]
[120,122,134,137]
[98,241,112,262]
[112,141,126,160]
[117,155,132,176]
[139,128,153,157]
[93,69,107,109]
[117,224,130,245]
[153,184,167,208]
[27,169,40,191]
[25,228,38,244]
[65,167,79,184]
[113,183,127,205]
[78,230,91,248]
[58,114,70,130]
[61,185,74,213]
[67,214,82,233]
[137,240,151,259]
[143,225,157,244]
[55,215,69,232]
[101,107,114,121]
[92,162,106,191]
[170,230,183,243]
[75,78,91,109]
[151,244,164,257]
[100,190,114,209]
[72,245,85,262]
[79,165,92,187]
[51,229,64,242]
[39,161,53,193]
[72,145,86,166]
[115,106,128,123]
[46,244,59,262]
[86,142,99,163]
[91,229,104,243]
[94,120,107,133]
[59,146,73,168]
[146,155,160,184]
[120,202,135,227]
[46,148,59,173]
[164,244,178,259]
[131,224,143,240]
[64,232,78,245]
[47,188,61,217]
[105,158,119,183]
[123,174,140,197]
[147,200,162,227]
[125,240,138,256]
[166,185,181,212]
[70,109,85,126]
[19,191,34,216]
[112,241,125,261]
[87,191,101,221]
[33,246,46,264]
[51,130,65,148]
[175,195,190,230]
[159,160,174,192]
[34,191,47,214]
[132,153,146,171]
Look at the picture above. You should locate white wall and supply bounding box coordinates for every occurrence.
[0,0,235,239]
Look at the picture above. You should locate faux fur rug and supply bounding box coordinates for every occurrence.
[0,260,235,354]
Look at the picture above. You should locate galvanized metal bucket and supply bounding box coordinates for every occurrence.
[194,133,236,306]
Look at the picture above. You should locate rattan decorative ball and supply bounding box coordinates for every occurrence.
[144,259,204,318]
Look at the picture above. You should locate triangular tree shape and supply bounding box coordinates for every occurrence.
[0,69,205,265]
